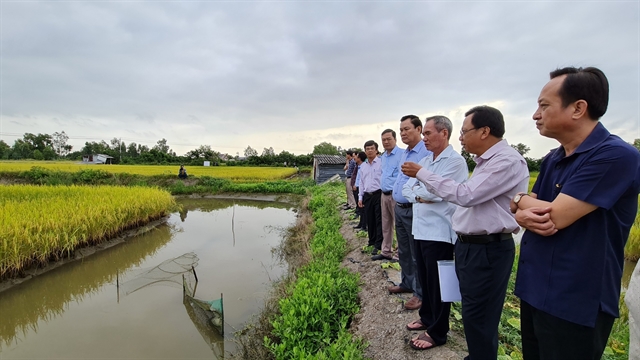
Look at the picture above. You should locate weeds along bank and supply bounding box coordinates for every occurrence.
[261,183,365,359]
[0,185,176,279]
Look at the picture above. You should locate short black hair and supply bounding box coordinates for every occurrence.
[364,140,378,151]
[400,115,422,130]
[357,151,366,161]
[381,129,396,139]
[346,150,354,156]
[550,66,609,120]
[464,106,505,138]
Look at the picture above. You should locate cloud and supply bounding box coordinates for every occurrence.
[1,1,638,158]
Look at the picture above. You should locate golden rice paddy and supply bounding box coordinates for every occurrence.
[0,184,176,278]
[0,161,298,180]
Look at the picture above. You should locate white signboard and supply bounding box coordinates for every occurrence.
[204,161,210,167]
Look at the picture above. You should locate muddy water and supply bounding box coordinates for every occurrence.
[0,198,296,359]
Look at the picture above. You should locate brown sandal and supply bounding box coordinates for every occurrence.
[410,331,440,350]
[406,319,428,331]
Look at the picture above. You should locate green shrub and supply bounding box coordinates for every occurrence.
[265,183,364,359]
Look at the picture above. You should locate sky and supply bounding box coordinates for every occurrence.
[1,1,638,159]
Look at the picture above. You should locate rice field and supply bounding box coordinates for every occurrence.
[0,184,176,278]
[0,161,298,180]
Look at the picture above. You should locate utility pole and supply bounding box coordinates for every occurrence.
[120,137,122,163]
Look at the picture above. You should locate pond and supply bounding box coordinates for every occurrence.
[0,198,297,359]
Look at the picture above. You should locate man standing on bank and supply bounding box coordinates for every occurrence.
[376,129,402,259]
[401,106,529,360]
[358,140,384,253]
[512,67,640,360]
[402,116,469,350]
[343,150,357,210]
[385,115,430,311]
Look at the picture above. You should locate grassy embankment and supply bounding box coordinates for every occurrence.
[0,185,176,279]
[232,182,365,359]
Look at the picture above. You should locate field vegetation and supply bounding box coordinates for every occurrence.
[0,185,176,278]
[0,161,298,180]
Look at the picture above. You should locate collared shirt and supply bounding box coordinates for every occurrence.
[355,161,365,188]
[393,141,431,203]
[515,122,640,327]
[358,156,382,200]
[380,146,403,192]
[416,139,529,235]
[345,158,356,178]
[402,145,469,243]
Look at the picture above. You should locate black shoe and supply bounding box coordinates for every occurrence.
[371,248,380,255]
[353,226,362,230]
[371,254,392,261]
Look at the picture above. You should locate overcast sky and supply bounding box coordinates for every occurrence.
[1,1,638,158]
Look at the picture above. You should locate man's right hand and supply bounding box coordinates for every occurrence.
[358,200,363,208]
[515,207,557,236]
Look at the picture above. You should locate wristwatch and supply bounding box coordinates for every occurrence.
[513,193,529,206]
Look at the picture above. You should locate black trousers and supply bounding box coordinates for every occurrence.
[455,238,514,360]
[520,300,614,360]
[363,191,382,249]
[415,239,454,345]
[354,188,367,228]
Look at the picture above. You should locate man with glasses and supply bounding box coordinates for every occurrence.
[401,106,529,360]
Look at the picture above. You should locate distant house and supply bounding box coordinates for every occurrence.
[313,155,346,184]
[82,154,114,164]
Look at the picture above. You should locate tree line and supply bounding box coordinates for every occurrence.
[3,132,639,170]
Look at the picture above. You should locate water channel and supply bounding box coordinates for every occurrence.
[0,198,297,359]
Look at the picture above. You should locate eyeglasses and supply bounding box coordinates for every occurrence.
[459,127,479,136]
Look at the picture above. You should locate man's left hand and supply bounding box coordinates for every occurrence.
[401,162,422,178]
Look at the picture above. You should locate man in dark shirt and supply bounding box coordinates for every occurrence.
[512,66,640,359]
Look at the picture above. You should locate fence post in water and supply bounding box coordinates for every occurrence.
[116,271,119,303]
[191,265,198,283]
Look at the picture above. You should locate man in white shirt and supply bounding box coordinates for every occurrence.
[402,116,469,350]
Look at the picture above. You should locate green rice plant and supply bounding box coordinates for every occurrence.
[625,207,640,261]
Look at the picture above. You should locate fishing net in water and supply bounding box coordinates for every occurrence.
[183,275,224,336]
[118,252,199,297]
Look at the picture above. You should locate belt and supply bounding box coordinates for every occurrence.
[396,202,413,209]
[457,233,512,244]
[365,189,382,196]
[382,190,392,196]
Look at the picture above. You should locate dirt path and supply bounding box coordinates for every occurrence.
[339,210,469,360]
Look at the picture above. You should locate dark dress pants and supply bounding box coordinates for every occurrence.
[455,238,514,360]
[363,191,382,249]
[520,300,614,360]
[415,239,454,345]
[395,206,421,298]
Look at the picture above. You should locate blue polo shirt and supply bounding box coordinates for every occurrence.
[393,141,431,203]
[380,146,403,192]
[515,122,640,327]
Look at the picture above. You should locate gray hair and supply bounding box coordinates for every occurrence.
[425,115,453,140]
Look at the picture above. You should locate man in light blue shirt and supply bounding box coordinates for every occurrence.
[403,115,468,350]
[376,129,403,260]
[383,115,430,311]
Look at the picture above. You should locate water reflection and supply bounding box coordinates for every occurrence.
[0,199,295,359]
[0,223,175,349]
